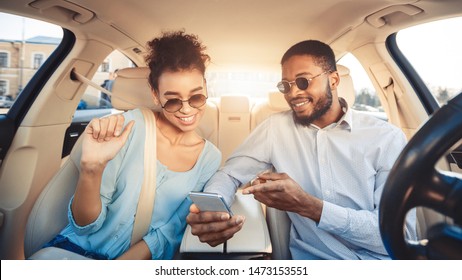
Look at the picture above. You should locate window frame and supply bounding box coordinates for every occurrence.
[386,33,439,115]
[0,29,75,162]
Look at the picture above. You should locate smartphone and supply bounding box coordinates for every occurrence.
[189,191,233,216]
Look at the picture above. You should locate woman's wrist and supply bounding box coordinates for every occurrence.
[80,160,107,174]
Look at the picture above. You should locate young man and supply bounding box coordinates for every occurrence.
[186,40,416,259]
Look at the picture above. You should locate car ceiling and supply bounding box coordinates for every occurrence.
[2,0,462,70]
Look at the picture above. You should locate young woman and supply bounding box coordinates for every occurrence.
[44,31,221,260]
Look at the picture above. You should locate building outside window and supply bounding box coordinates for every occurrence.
[0,80,7,95]
[32,53,44,69]
[0,51,9,67]
[100,59,110,72]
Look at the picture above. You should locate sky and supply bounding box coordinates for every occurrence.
[396,17,462,91]
[0,12,63,40]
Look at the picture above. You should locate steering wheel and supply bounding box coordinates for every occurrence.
[379,92,462,259]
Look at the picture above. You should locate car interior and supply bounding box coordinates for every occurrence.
[0,0,461,260]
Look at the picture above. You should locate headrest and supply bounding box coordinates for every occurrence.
[111,67,160,111]
[268,91,290,111]
[336,64,355,107]
[219,95,250,113]
[111,65,355,112]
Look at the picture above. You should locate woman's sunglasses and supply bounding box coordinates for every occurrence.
[161,94,208,113]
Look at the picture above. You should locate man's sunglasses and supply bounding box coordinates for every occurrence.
[161,94,208,113]
[277,71,330,94]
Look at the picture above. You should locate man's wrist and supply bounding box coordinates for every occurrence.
[298,193,323,223]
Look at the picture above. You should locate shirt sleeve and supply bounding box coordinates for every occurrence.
[318,127,414,255]
[67,196,107,235]
[67,110,138,235]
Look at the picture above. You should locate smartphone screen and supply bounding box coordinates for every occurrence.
[189,191,233,216]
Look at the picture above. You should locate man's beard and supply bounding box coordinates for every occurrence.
[293,80,333,127]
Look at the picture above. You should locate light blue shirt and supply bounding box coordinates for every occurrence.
[59,108,221,259]
[205,103,416,259]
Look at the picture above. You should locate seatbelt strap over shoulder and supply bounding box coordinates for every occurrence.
[71,69,157,246]
[131,108,157,246]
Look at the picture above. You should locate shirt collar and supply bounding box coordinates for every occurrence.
[306,97,353,131]
[336,97,353,131]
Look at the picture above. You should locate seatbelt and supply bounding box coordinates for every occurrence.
[70,69,138,107]
[383,78,402,127]
[71,69,157,246]
[131,108,156,245]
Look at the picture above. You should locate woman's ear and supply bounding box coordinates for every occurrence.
[203,78,208,96]
[151,90,160,106]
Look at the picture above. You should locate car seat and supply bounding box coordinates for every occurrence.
[24,67,219,259]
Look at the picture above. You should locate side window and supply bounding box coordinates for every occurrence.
[338,53,386,120]
[76,50,134,112]
[0,12,63,114]
[396,17,462,106]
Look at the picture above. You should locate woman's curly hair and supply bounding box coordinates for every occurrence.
[145,30,210,93]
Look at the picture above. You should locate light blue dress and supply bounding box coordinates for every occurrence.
[58,108,221,259]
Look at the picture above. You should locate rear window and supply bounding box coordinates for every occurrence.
[77,50,135,112]
[206,70,280,98]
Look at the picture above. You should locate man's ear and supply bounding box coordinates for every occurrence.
[329,71,340,91]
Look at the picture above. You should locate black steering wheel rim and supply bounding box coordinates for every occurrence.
[379,92,462,259]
